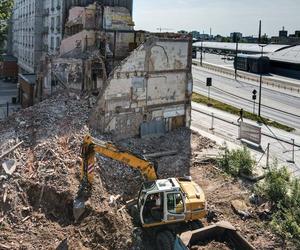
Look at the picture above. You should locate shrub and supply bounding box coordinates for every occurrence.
[257,161,290,205]
[255,163,300,242]
[217,146,255,177]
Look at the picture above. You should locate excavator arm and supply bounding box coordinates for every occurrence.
[81,135,158,183]
[74,135,158,220]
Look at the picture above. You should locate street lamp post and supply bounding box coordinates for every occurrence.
[258,44,268,117]
[235,41,239,80]
[200,40,203,66]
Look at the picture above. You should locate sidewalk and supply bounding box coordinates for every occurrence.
[191,101,300,177]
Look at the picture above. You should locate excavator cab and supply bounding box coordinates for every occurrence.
[137,179,189,227]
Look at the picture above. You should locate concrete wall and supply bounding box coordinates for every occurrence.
[103,6,133,30]
[60,30,96,55]
[90,37,193,139]
[52,58,84,90]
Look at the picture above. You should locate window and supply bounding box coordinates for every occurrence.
[51,17,55,30]
[167,193,184,214]
[50,37,54,50]
[56,36,60,49]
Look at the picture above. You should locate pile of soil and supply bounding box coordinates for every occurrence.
[0,92,134,249]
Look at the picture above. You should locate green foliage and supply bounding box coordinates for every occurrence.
[258,162,290,204]
[0,0,13,49]
[217,146,255,177]
[255,163,300,242]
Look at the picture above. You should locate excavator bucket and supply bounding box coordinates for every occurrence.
[73,197,86,221]
[73,174,92,221]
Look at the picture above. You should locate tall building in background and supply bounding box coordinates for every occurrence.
[12,0,44,73]
[42,0,64,56]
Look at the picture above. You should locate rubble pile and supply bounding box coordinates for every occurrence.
[0,91,292,249]
[0,92,134,249]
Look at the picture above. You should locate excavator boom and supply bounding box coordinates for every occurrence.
[74,135,158,220]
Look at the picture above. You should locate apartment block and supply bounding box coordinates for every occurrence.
[12,0,43,73]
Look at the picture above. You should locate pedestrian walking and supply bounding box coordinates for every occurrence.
[237,108,244,123]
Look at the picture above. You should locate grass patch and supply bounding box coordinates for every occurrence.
[192,92,295,132]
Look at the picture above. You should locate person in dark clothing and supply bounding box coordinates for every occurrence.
[237,108,244,123]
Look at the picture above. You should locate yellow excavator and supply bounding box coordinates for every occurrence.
[74,135,207,250]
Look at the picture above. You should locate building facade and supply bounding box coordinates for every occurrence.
[12,0,44,73]
[42,0,64,56]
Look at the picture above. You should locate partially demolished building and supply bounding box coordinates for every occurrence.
[90,37,193,138]
[40,1,193,138]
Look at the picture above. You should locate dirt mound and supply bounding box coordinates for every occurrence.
[0,92,134,249]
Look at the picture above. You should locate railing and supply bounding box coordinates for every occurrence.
[193,60,300,93]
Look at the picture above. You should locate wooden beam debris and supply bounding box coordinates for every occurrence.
[0,141,24,160]
[143,150,177,159]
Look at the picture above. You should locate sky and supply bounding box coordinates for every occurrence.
[133,0,300,37]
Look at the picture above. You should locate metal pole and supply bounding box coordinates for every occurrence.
[266,143,270,169]
[208,86,211,101]
[253,100,256,114]
[200,41,203,66]
[235,41,238,80]
[210,113,215,130]
[6,102,9,117]
[258,46,264,117]
[292,139,295,164]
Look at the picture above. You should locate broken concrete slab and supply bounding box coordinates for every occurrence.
[231,199,251,219]
[2,159,17,175]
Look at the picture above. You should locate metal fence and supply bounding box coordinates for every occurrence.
[192,107,300,176]
[0,102,20,120]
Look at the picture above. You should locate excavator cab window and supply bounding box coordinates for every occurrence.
[167,193,184,214]
[142,193,164,224]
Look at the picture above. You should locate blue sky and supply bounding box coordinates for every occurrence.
[133,0,300,37]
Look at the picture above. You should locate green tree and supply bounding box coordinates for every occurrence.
[0,0,13,51]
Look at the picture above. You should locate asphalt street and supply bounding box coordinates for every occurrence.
[0,79,19,119]
[192,66,300,133]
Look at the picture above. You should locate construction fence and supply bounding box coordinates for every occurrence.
[192,107,300,177]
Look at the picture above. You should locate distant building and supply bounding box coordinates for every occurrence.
[271,28,300,45]
[190,31,201,40]
[279,27,288,38]
[199,33,210,41]
[230,32,243,42]
[243,36,257,43]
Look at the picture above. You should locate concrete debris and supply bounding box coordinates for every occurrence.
[0,141,23,160]
[0,90,288,249]
[231,199,252,220]
[109,195,121,207]
[2,159,17,175]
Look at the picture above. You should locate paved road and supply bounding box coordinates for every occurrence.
[0,79,19,119]
[191,102,300,178]
[192,66,300,133]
